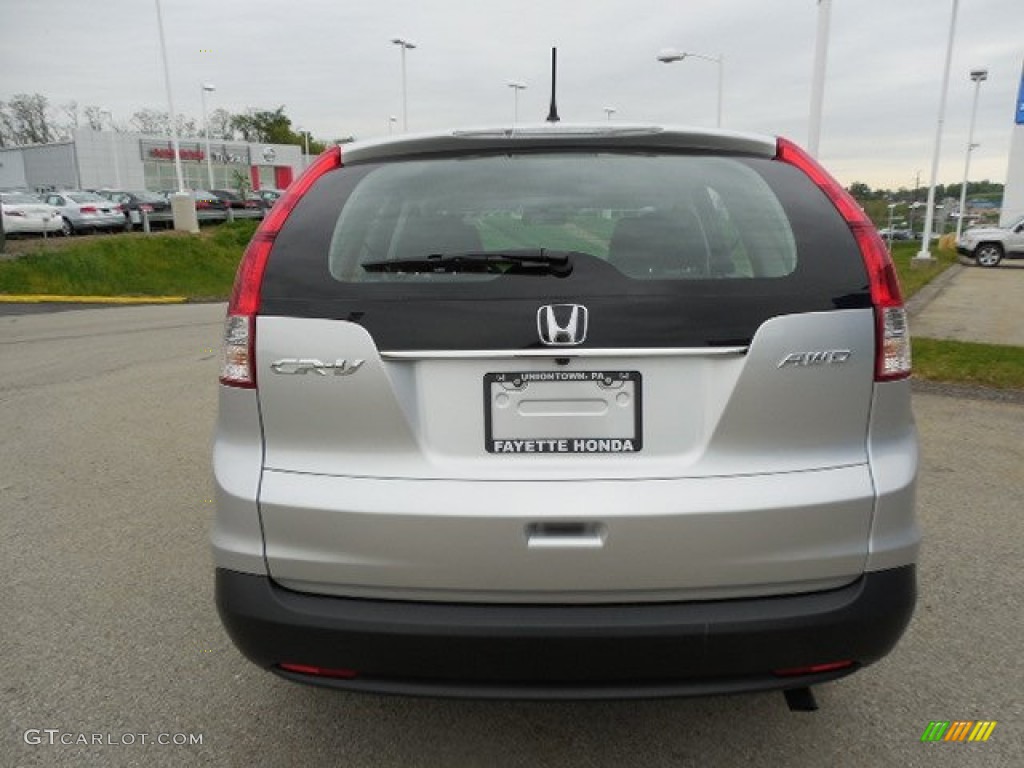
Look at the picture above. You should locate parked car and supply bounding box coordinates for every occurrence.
[209,189,264,219]
[250,188,283,208]
[878,227,913,241]
[182,189,229,222]
[0,191,63,236]
[213,125,918,708]
[42,190,125,235]
[956,216,1024,267]
[98,190,173,229]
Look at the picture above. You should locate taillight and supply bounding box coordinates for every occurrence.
[140,204,153,212]
[219,145,343,388]
[80,206,97,214]
[278,663,357,679]
[773,660,855,677]
[776,138,911,381]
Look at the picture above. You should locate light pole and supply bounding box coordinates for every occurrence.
[201,82,216,190]
[915,0,960,263]
[808,0,833,158]
[886,202,904,252]
[154,0,197,231]
[155,0,185,193]
[100,108,121,188]
[657,48,724,127]
[907,170,922,236]
[603,106,616,121]
[296,127,310,168]
[391,37,416,132]
[955,68,987,242]
[507,81,526,125]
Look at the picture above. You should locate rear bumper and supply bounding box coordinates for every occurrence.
[216,565,916,700]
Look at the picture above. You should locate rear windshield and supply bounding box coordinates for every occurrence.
[327,153,796,283]
[264,150,869,349]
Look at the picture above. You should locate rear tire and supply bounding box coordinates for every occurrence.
[60,218,73,237]
[974,243,1003,268]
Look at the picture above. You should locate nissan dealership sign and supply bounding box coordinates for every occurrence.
[140,139,250,165]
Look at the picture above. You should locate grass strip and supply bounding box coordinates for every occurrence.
[890,240,958,298]
[0,221,257,299]
[913,337,1024,390]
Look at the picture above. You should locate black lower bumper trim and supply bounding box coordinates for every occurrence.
[215,566,915,699]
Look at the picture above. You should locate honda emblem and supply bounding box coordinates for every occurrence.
[537,304,588,346]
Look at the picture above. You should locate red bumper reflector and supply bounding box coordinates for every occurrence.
[773,660,854,677]
[278,663,358,679]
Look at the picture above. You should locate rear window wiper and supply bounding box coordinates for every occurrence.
[361,249,580,277]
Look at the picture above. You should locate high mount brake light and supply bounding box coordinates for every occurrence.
[219,145,343,388]
[776,138,911,381]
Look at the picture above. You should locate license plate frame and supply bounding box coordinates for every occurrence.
[483,370,642,454]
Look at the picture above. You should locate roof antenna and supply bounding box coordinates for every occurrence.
[546,47,560,122]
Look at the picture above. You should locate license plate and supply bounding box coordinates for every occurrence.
[484,370,642,454]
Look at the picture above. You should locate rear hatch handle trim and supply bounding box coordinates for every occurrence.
[379,347,749,361]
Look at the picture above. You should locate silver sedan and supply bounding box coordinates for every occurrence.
[42,190,127,235]
[0,191,63,236]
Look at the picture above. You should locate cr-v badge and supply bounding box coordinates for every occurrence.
[270,358,365,376]
[537,304,588,346]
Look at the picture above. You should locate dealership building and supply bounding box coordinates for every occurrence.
[0,127,305,193]
[1000,61,1024,225]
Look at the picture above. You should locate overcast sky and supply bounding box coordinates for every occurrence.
[2,0,1022,189]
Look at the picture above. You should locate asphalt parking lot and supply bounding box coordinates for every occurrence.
[1,304,1021,767]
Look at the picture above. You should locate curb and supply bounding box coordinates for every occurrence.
[0,295,188,305]
[905,261,966,318]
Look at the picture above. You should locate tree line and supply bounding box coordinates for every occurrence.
[0,92,350,153]
[847,179,1004,205]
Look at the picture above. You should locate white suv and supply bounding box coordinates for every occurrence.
[213,125,919,708]
[957,216,1024,267]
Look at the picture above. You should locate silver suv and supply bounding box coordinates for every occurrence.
[956,215,1024,267]
[213,125,919,708]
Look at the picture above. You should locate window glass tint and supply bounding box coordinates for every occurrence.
[327,154,797,283]
[68,192,108,203]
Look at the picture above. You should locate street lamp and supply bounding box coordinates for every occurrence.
[391,37,416,132]
[885,202,904,252]
[154,0,197,232]
[955,68,988,242]
[507,80,527,125]
[808,0,833,158]
[603,106,616,121]
[154,0,185,193]
[915,0,960,263]
[201,82,216,190]
[99,108,121,188]
[295,128,310,168]
[657,48,724,127]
